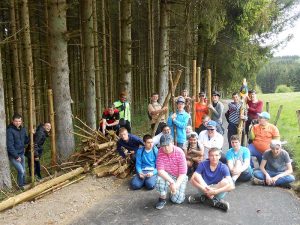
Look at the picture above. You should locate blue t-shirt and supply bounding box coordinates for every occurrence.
[226,146,250,163]
[195,160,230,185]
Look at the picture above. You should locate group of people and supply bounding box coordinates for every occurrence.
[6,113,51,190]
[114,88,295,212]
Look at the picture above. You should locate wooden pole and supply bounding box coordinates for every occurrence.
[296,110,300,131]
[266,102,270,113]
[28,67,35,185]
[47,89,56,166]
[196,66,201,100]
[151,70,182,136]
[169,71,177,145]
[0,167,84,212]
[192,60,197,130]
[274,105,283,126]
[206,69,212,106]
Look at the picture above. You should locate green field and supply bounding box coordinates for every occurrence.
[259,92,300,174]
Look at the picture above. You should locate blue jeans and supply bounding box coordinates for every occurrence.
[253,169,295,186]
[9,155,26,187]
[131,173,157,190]
[237,168,253,182]
[248,144,262,168]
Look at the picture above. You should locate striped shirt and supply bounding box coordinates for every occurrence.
[156,145,187,177]
[227,101,246,125]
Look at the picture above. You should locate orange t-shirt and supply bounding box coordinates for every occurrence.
[252,123,280,153]
[194,102,208,128]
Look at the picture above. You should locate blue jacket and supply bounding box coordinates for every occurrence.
[7,123,29,159]
[135,146,158,175]
[116,134,144,158]
[33,124,49,156]
[167,110,190,144]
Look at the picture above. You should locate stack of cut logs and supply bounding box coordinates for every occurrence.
[65,117,132,178]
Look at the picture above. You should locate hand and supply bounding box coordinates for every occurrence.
[171,113,177,120]
[208,104,213,109]
[162,107,168,112]
[204,186,215,199]
[170,182,177,194]
[139,173,145,179]
[265,174,273,185]
[34,157,39,161]
[146,172,153,177]
[16,157,21,162]
[271,176,279,184]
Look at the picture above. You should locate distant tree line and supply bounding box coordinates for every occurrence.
[257,56,300,93]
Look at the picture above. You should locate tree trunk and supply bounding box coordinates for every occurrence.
[81,0,96,129]
[48,0,75,161]
[0,48,12,189]
[158,0,170,103]
[184,1,192,90]
[107,8,114,103]
[92,0,101,122]
[9,0,22,115]
[20,0,36,127]
[120,0,132,102]
[148,0,155,94]
[101,0,108,108]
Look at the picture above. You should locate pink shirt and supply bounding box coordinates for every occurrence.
[156,145,187,177]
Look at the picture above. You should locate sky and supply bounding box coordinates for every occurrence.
[273,18,300,56]
[272,6,300,57]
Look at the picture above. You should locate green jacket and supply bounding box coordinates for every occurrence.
[114,100,131,122]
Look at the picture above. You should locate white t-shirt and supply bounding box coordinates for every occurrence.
[198,130,224,159]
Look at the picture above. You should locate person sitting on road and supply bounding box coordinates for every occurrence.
[99,104,120,135]
[208,90,224,135]
[167,96,190,148]
[155,134,188,210]
[182,132,204,175]
[248,112,280,168]
[252,140,295,188]
[198,120,224,160]
[152,124,170,147]
[226,135,252,183]
[148,93,168,135]
[188,148,235,212]
[186,125,193,137]
[131,134,158,190]
[116,127,144,159]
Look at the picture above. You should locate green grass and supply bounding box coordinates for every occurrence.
[259,92,300,174]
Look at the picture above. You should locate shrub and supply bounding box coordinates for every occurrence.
[275,85,294,93]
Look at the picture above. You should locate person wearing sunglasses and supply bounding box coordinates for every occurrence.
[198,120,224,160]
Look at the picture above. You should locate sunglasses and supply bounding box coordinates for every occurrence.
[207,128,215,131]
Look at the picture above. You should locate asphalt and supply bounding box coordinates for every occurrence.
[70,100,300,225]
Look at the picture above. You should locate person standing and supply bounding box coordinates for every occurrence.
[7,113,29,189]
[194,92,209,135]
[167,96,190,148]
[148,93,168,135]
[246,90,263,135]
[26,123,51,180]
[114,92,131,133]
[225,92,247,148]
[208,91,224,135]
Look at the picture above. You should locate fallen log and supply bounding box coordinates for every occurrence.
[0,167,85,212]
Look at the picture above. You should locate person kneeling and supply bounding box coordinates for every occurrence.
[131,134,158,190]
[155,134,188,210]
[252,140,295,188]
[189,148,235,212]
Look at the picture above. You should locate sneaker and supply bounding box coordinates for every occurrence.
[213,198,230,212]
[155,198,167,210]
[19,186,25,191]
[252,177,265,185]
[188,194,206,204]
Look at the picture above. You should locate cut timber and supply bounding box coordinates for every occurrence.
[118,168,131,179]
[92,141,116,151]
[0,167,85,212]
[113,163,130,176]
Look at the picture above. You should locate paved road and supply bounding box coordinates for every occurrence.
[71,100,300,225]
